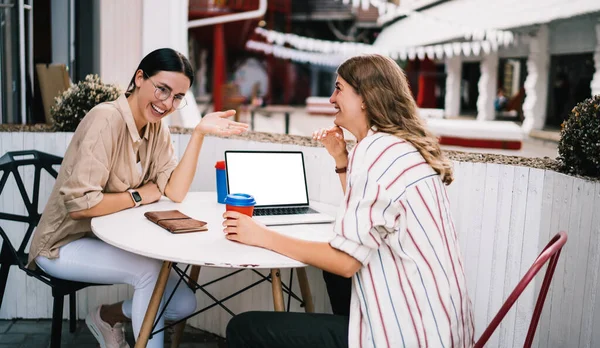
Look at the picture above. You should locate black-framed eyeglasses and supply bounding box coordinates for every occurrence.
[144,72,187,110]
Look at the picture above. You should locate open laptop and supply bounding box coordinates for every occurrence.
[224,150,336,226]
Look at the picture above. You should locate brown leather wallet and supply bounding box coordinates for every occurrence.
[144,210,208,234]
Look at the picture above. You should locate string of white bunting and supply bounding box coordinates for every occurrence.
[246,40,345,67]
[250,27,514,66]
[249,0,517,66]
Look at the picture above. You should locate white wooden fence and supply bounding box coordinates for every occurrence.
[1,131,600,347]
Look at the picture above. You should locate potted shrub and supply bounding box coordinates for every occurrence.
[51,74,121,132]
[558,94,600,178]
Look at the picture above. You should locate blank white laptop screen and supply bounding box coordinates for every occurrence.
[225,151,309,207]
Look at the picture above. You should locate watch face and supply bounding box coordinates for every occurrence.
[132,191,142,202]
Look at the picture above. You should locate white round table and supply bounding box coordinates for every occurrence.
[91,192,335,347]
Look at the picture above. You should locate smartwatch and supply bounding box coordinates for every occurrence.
[128,189,142,207]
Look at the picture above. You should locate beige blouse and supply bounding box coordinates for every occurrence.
[27,94,178,268]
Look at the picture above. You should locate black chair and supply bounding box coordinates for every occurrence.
[0,150,105,348]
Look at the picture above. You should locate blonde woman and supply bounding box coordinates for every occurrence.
[224,54,473,348]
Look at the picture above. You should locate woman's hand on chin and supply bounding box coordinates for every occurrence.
[195,110,249,136]
[312,126,348,163]
[222,211,270,248]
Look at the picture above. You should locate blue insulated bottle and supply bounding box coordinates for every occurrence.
[215,161,227,203]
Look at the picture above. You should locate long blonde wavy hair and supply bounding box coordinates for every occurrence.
[337,54,454,185]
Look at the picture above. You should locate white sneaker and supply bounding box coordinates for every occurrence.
[85,305,130,348]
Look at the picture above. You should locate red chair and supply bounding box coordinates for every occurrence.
[474,231,568,348]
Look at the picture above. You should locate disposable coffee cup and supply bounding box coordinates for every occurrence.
[224,193,256,217]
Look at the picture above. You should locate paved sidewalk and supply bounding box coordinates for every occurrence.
[0,319,225,348]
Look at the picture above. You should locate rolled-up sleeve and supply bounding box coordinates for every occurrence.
[330,169,399,266]
[153,122,178,195]
[60,117,113,212]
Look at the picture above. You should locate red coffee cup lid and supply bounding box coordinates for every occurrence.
[215,161,226,170]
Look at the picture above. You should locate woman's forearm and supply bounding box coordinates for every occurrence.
[262,230,361,278]
[164,131,205,202]
[335,155,348,194]
[69,192,134,220]
[337,173,347,194]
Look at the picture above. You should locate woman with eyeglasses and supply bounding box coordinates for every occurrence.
[27,48,248,348]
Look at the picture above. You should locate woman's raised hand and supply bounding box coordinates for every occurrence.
[312,126,348,162]
[195,110,249,136]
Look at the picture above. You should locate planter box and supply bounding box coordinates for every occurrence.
[1,131,599,347]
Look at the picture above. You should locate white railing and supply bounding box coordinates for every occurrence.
[0,131,599,347]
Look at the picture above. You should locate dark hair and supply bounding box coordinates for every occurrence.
[125,48,194,96]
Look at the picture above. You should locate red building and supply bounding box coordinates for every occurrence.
[188,0,292,111]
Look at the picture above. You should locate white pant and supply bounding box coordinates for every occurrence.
[36,237,197,348]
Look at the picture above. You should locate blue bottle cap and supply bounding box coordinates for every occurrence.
[224,193,256,207]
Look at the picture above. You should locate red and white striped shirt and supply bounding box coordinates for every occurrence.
[330,131,474,348]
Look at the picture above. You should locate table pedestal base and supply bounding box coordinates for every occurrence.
[296,267,314,313]
[170,265,202,348]
[135,264,315,347]
[135,261,173,348]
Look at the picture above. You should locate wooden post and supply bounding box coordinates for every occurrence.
[270,268,285,312]
[135,261,173,348]
[416,58,437,109]
[170,265,201,348]
[213,24,226,112]
[296,268,314,313]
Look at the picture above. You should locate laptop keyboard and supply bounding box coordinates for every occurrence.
[253,207,319,216]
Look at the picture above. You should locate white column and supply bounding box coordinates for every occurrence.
[444,56,462,118]
[99,0,199,128]
[522,25,550,133]
[99,0,143,88]
[591,19,600,97]
[141,0,199,128]
[142,0,189,57]
[476,53,499,121]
